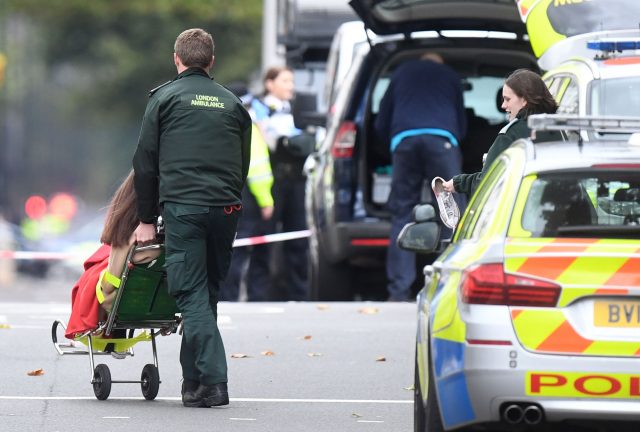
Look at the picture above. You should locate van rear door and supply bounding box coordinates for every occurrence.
[349,0,526,36]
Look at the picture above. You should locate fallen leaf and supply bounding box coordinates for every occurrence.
[351,412,363,418]
[403,385,415,391]
[316,304,329,310]
[0,324,10,329]
[358,307,379,315]
[261,350,275,356]
[375,356,386,362]
[307,352,322,357]
[303,335,312,340]
[27,369,44,376]
[230,353,250,358]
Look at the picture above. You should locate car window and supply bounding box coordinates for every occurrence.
[556,78,578,115]
[456,159,508,241]
[521,171,640,238]
[590,76,640,117]
[371,77,390,114]
[546,76,569,103]
[372,75,505,125]
[463,76,505,125]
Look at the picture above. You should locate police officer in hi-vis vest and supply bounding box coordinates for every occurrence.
[132,28,251,408]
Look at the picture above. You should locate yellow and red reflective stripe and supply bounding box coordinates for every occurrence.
[512,308,640,357]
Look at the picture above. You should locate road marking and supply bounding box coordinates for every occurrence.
[357,420,385,423]
[0,396,412,404]
[103,416,130,419]
[230,418,256,421]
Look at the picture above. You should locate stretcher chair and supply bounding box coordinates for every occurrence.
[51,244,181,401]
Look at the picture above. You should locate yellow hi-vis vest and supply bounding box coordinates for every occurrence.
[247,123,274,208]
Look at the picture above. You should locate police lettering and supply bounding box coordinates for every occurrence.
[529,373,640,398]
[191,94,225,108]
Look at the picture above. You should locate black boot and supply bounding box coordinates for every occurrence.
[183,382,229,408]
[181,378,199,404]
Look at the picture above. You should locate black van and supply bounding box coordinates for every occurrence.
[298,0,539,300]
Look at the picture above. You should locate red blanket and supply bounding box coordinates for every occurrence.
[65,244,111,339]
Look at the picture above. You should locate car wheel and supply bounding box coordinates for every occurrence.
[423,344,446,432]
[414,348,426,431]
[309,243,353,301]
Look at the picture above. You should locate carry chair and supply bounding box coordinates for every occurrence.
[51,243,181,400]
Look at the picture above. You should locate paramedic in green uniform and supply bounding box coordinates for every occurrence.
[132,28,251,408]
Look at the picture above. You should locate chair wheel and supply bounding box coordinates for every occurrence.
[93,364,112,400]
[141,364,160,400]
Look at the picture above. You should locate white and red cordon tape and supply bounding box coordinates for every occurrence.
[0,230,311,260]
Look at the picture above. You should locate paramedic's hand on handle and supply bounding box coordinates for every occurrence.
[134,222,156,245]
[261,206,274,221]
[443,179,456,193]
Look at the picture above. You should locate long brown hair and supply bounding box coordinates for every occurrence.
[505,69,558,117]
[100,170,138,248]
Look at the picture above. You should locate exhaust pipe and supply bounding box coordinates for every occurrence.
[503,404,524,424]
[523,405,543,425]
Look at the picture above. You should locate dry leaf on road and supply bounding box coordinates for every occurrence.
[375,356,386,362]
[303,335,312,340]
[0,324,11,329]
[231,353,250,358]
[307,352,322,357]
[261,351,275,356]
[403,385,415,391]
[27,369,44,376]
[351,412,363,418]
[358,307,379,315]
[316,304,329,310]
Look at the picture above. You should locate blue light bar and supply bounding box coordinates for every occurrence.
[587,39,640,52]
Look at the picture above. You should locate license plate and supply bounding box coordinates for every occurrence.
[594,300,640,328]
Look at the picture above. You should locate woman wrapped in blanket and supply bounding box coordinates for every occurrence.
[66,170,160,339]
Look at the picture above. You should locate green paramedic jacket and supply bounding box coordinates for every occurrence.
[452,115,530,197]
[133,68,252,223]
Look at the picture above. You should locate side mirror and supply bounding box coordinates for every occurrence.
[412,204,437,223]
[397,221,441,254]
[292,92,326,129]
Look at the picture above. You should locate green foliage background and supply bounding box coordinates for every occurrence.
[1,0,262,217]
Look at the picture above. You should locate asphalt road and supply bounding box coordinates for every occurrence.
[0,271,416,432]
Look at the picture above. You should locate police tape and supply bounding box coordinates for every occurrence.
[0,229,312,260]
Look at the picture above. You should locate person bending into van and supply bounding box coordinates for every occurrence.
[443,69,558,197]
[375,52,466,302]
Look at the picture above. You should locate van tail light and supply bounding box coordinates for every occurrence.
[461,263,560,307]
[331,121,356,159]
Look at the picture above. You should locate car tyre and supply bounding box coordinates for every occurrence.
[309,240,353,301]
[415,341,445,432]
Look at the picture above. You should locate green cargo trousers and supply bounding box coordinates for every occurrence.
[163,202,240,386]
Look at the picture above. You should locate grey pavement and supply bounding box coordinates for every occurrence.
[0,271,416,432]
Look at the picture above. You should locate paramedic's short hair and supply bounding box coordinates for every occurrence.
[174,28,214,69]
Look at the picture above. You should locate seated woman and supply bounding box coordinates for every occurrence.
[65,170,159,340]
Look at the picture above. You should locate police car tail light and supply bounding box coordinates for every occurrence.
[331,121,356,158]
[461,263,560,307]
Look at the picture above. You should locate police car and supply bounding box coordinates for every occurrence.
[400,115,640,431]
[543,38,640,141]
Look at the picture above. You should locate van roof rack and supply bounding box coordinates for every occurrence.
[528,114,640,134]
